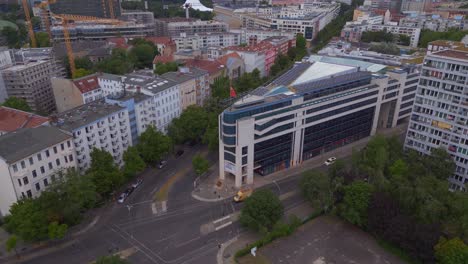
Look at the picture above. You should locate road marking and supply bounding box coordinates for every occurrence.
[175,235,201,248]
[213,215,230,224]
[151,202,157,214]
[273,180,281,194]
[215,221,232,231]
[161,200,167,212]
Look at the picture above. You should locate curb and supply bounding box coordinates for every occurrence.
[217,235,239,264]
[191,191,228,202]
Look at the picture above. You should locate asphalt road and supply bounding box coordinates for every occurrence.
[22,145,327,264]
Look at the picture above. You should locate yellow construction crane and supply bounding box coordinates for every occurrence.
[37,0,56,40]
[21,0,37,48]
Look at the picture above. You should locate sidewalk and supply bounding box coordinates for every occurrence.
[193,124,408,202]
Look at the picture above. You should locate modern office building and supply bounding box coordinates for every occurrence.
[0,126,76,216]
[219,58,420,187]
[404,49,468,190]
[52,100,132,171]
[48,0,121,19]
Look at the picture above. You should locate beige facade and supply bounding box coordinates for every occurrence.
[51,78,83,113]
[178,78,197,111]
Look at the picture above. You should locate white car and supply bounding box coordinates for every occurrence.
[131,179,143,189]
[117,193,127,204]
[158,160,167,169]
[324,157,337,166]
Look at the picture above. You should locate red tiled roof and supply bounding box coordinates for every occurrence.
[183,59,224,75]
[153,55,174,64]
[217,52,242,65]
[145,36,174,45]
[73,74,101,94]
[0,106,49,133]
[107,37,129,49]
[225,42,275,53]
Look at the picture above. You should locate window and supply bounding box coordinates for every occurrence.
[27,190,32,198]
[23,176,29,185]
[40,166,45,174]
[43,178,49,186]
[242,146,248,155]
[65,156,68,163]
[20,161,25,169]
[69,154,74,162]
[46,150,50,157]
[35,183,40,191]
[17,179,22,186]
[37,153,42,161]
[29,157,34,165]
[32,170,37,178]
[12,164,18,172]
[56,158,60,166]
[61,143,64,151]
[67,141,71,148]
[48,162,53,170]
[53,146,57,154]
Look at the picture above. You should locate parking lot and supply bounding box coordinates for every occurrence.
[240,216,406,264]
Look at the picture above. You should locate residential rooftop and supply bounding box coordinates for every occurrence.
[0,107,49,133]
[125,70,177,94]
[53,100,126,131]
[99,72,123,82]
[0,126,71,163]
[106,91,152,104]
[73,73,101,94]
[432,49,468,61]
[161,68,208,83]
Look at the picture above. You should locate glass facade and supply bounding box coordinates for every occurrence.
[254,133,293,176]
[302,107,375,160]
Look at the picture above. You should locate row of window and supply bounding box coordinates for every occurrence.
[16,154,74,187]
[12,141,72,173]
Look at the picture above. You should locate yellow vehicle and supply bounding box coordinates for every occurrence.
[233,188,253,202]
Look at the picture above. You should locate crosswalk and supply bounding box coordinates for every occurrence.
[151,200,168,215]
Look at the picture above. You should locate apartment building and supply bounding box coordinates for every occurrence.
[98,73,125,97]
[1,60,57,114]
[0,126,76,216]
[105,93,155,144]
[229,28,296,46]
[53,100,132,171]
[172,32,241,51]
[0,106,49,136]
[404,49,468,190]
[155,18,229,37]
[123,71,181,134]
[162,68,210,109]
[219,58,419,187]
[341,22,421,47]
[52,73,103,113]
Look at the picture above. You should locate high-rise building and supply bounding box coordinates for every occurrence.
[404,49,468,191]
[219,57,419,187]
[48,0,121,18]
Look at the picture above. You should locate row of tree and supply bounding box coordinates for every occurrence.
[69,38,159,78]
[419,29,468,48]
[300,135,468,263]
[4,126,172,242]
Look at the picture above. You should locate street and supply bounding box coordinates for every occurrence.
[21,144,312,264]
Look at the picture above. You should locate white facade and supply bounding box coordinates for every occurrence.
[173,32,241,51]
[230,28,296,45]
[154,86,181,133]
[0,127,77,216]
[55,102,132,171]
[98,73,125,97]
[226,50,266,76]
[82,88,103,104]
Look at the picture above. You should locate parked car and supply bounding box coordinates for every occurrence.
[324,157,337,166]
[117,193,127,204]
[132,179,143,189]
[158,160,167,169]
[175,150,184,158]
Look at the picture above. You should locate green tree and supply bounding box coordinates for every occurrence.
[398,34,411,46]
[88,148,124,196]
[2,97,32,112]
[240,189,283,232]
[48,221,68,240]
[74,68,93,78]
[154,61,178,75]
[300,170,337,213]
[435,237,468,264]
[424,148,455,181]
[75,57,94,71]
[31,16,42,29]
[192,154,210,175]
[130,43,158,69]
[168,105,209,144]
[137,126,172,164]
[96,255,129,264]
[211,76,230,99]
[4,199,49,241]
[35,32,50,47]
[123,146,146,178]
[95,48,134,75]
[369,43,400,55]
[5,235,18,256]
[339,181,374,228]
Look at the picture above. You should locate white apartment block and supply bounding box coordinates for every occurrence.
[0,126,77,216]
[225,50,266,77]
[369,24,421,48]
[172,32,241,51]
[405,49,468,191]
[229,28,296,45]
[98,73,125,97]
[53,100,132,171]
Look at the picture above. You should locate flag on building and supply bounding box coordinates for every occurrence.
[230,86,237,98]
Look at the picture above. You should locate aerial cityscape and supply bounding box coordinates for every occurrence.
[0,0,467,263]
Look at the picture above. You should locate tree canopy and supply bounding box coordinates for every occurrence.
[88,148,124,196]
[168,105,210,144]
[1,97,32,112]
[240,189,283,232]
[137,126,172,164]
[95,255,129,264]
[192,154,210,176]
[123,146,146,179]
[154,61,179,75]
